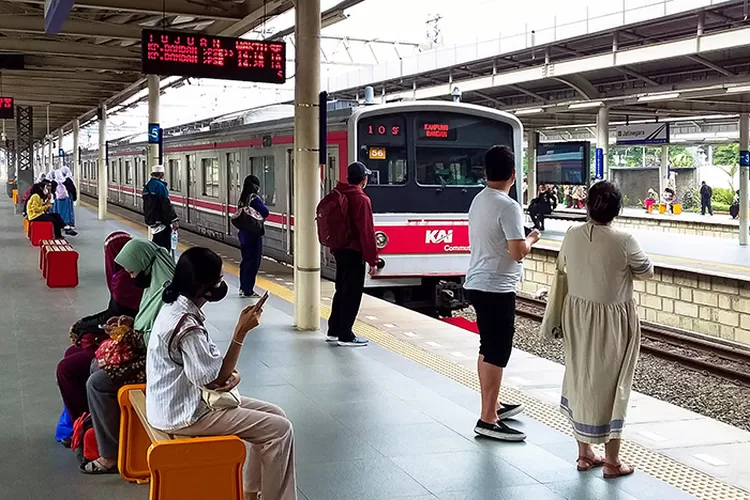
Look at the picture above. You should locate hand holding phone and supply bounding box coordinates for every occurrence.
[235,292,269,338]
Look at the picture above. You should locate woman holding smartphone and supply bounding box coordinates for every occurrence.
[145,247,295,500]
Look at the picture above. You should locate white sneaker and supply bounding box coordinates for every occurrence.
[325,335,338,342]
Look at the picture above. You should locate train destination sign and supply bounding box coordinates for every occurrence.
[0,97,14,119]
[141,29,286,84]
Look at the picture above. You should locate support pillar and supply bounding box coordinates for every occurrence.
[293,0,321,331]
[73,119,80,206]
[659,145,669,196]
[98,105,107,220]
[740,112,748,246]
[46,135,52,173]
[15,105,34,198]
[526,128,536,205]
[596,106,609,179]
[57,128,64,168]
[148,74,160,172]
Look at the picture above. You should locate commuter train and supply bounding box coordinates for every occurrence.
[79,100,523,315]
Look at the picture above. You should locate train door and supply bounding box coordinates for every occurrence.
[225,151,241,235]
[321,146,339,270]
[284,149,294,255]
[185,153,197,224]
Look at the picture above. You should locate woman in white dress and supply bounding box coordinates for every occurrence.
[558,180,653,478]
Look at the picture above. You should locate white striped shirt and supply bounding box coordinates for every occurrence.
[146,296,222,432]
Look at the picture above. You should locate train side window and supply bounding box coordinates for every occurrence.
[249,155,276,205]
[168,158,182,192]
[202,157,220,198]
[125,160,133,185]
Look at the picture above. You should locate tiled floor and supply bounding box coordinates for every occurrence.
[0,197,713,500]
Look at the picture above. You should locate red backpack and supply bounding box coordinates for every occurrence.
[316,188,351,249]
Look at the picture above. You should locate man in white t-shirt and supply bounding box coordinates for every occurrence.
[464,145,541,441]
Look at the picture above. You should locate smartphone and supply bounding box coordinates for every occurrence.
[252,291,270,312]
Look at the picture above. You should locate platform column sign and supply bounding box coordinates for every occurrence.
[595,148,604,180]
[741,150,750,170]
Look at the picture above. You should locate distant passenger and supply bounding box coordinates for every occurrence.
[143,164,178,251]
[465,145,541,442]
[731,190,740,219]
[528,184,557,231]
[644,188,658,211]
[57,232,143,422]
[700,181,713,216]
[147,247,296,500]
[52,167,77,234]
[82,239,175,474]
[325,161,379,347]
[26,181,69,238]
[554,180,653,478]
[236,175,270,298]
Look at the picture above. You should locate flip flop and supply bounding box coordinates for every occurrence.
[80,458,118,475]
[603,461,635,479]
[576,455,605,471]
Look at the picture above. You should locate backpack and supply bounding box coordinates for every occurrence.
[316,188,351,249]
[231,195,265,236]
[71,413,99,465]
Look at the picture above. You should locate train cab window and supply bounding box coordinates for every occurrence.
[415,113,513,187]
[357,115,407,186]
[125,160,133,185]
[249,155,276,205]
[201,158,220,198]
[168,158,182,192]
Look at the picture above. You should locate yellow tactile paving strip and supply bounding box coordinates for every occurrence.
[85,201,750,500]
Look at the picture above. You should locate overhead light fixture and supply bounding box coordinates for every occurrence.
[637,92,680,102]
[514,108,543,115]
[568,101,603,109]
[727,85,750,94]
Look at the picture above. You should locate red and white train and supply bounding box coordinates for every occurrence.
[79,100,523,315]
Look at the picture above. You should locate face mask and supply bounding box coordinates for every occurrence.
[204,280,228,302]
[134,271,152,289]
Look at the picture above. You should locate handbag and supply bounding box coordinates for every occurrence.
[231,195,265,236]
[94,316,147,388]
[540,250,567,340]
[168,313,242,411]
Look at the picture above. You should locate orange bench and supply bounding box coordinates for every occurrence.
[118,385,246,500]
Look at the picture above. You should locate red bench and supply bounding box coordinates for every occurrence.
[28,221,55,246]
[40,240,78,288]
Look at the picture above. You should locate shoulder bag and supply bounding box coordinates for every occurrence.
[231,195,265,236]
[168,313,241,411]
[539,250,567,340]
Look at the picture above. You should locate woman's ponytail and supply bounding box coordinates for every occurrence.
[162,280,180,304]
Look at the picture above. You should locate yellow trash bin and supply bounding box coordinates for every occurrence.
[673,203,683,215]
[658,203,667,214]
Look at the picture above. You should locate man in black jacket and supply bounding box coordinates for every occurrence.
[700,181,713,216]
[528,185,558,231]
[143,164,178,250]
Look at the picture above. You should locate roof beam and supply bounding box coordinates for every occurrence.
[25,55,141,72]
[215,0,289,36]
[0,69,131,84]
[0,38,139,60]
[686,55,735,77]
[3,0,244,21]
[0,15,142,40]
[553,75,600,100]
[618,67,660,86]
[508,84,548,102]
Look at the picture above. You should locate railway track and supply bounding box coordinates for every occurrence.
[516,296,750,386]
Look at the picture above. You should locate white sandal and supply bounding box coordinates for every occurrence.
[80,458,118,474]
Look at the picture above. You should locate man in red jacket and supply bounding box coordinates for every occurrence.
[326,161,379,347]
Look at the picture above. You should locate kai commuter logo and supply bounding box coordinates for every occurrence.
[425,229,453,244]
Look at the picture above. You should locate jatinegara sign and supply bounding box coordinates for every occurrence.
[616,123,670,145]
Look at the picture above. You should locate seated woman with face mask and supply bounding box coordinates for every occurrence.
[146,247,296,500]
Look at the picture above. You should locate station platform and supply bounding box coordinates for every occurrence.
[3,197,749,500]
[555,207,740,229]
[537,217,750,281]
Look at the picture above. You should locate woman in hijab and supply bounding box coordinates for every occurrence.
[52,168,77,233]
[237,175,269,298]
[56,232,144,422]
[83,238,176,474]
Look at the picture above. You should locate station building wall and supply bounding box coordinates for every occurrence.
[610,167,697,207]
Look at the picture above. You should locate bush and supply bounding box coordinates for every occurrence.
[714,201,730,213]
[681,187,700,211]
[712,187,734,205]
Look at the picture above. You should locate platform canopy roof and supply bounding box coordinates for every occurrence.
[0,0,363,142]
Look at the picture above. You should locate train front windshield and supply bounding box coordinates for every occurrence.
[357,111,515,214]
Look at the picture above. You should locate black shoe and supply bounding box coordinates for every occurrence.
[497,403,524,420]
[337,336,369,347]
[474,419,526,441]
[59,437,72,449]
[64,228,78,236]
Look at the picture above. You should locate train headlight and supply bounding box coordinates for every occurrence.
[375,231,388,249]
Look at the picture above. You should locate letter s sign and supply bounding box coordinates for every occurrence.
[148,123,160,144]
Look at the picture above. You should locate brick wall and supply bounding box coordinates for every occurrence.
[612,217,737,239]
[521,248,750,346]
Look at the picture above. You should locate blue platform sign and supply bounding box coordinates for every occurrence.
[741,150,750,168]
[595,147,604,179]
[44,0,76,35]
[58,149,65,158]
[148,123,160,144]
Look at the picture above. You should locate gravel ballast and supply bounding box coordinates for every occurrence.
[457,307,750,432]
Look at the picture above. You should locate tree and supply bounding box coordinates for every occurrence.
[714,143,739,166]
[669,146,694,167]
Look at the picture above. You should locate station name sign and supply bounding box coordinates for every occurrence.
[141,29,286,84]
[0,97,14,119]
[616,123,670,145]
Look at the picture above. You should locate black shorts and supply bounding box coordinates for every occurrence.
[467,289,516,368]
